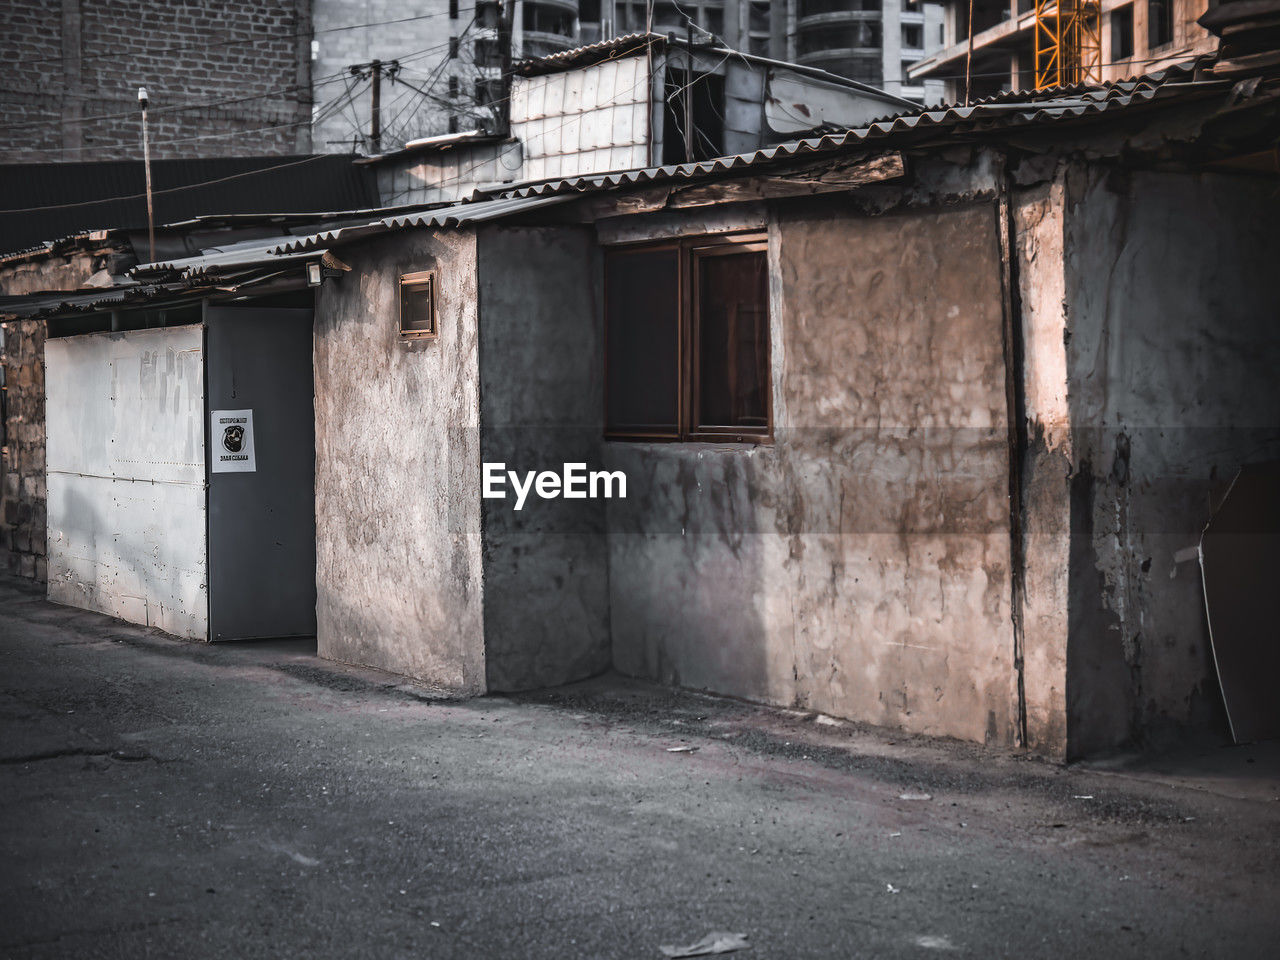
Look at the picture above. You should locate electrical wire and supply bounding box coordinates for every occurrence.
[0,68,356,133]
[0,155,340,215]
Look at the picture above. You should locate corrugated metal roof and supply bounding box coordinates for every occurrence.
[513,32,657,75]
[132,234,323,279]
[497,67,1227,198]
[0,282,191,321]
[273,193,577,254]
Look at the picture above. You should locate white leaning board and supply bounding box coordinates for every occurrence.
[45,325,208,639]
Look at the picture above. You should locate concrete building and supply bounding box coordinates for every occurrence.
[0,0,314,162]
[908,0,1217,102]
[584,1,946,102]
[4,28,1278,758]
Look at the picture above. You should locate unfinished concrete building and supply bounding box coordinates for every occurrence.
[908,0,1217,100]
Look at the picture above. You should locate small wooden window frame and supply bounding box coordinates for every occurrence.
[603,231,772,444]
[399,270,437,340]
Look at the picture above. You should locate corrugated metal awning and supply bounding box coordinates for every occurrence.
[273,193,577,254]
[132,235,325,279]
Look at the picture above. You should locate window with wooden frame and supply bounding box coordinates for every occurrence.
[604,234,771,442]
[399,271,437,339]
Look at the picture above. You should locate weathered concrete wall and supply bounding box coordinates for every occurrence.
[1063,167,1280,755]
[476,225,611,691]
[1013,177,1072,756]
[608,200,1021,746]
[314,229,485,693]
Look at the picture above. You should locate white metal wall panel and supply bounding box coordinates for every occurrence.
[377,140,525,207]
[46,326,208,639]
[512,55,651,184]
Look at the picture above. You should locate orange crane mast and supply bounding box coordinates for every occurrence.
[1034,0,1103,88]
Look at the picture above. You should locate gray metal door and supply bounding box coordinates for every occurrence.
[205,305,316,640]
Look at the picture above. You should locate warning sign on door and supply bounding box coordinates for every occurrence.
[211,409,257,473]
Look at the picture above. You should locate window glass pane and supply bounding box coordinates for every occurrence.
[400,275,435,338]
[1112,6,1134,60]
[697,250,768,430]
[605,247,680,435]
[1148,0,1172,49]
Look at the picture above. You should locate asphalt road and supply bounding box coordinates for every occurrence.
[1,576,1277,959]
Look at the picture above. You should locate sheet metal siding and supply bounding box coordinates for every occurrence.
[765,73,904,135]
[723,63,766,156]
[46,325,208,639]
[376,141,525,207]
[512,56,651,183]
[206,306,316,641]
[0,156,379,257]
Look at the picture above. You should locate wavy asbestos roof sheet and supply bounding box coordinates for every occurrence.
[499,67,1222,198]
[131,234,323,278]
[272,193,576,255]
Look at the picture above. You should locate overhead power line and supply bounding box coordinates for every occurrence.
[0,155,338,215]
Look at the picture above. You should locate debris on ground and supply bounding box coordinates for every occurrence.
[813,714,844,727]
[659,931,750,957]
[887,883,901,894]
[667,745,699,753]
[898,791,932,801]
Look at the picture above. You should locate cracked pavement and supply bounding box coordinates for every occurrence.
[1,576,1278,958]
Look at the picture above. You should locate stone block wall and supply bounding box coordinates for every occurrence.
[1,319,47,582]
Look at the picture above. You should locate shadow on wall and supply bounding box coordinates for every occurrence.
[605,445,775,702]
[46,482,101,611]
[1064,167,1280,757]
[477,226,613,692]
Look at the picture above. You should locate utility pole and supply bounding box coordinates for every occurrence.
[348,59,399,153]
[684,21,694,163]
[137,86,155,264]
[369,59,382,153]
[645,0,654,166]
[497,0,515,136]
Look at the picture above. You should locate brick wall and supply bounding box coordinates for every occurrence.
[1,319,47,581]
[0,0,313,163]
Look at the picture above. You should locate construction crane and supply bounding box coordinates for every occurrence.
[1034,0,1103,89]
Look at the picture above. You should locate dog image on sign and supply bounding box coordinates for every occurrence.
[210,409,257,473]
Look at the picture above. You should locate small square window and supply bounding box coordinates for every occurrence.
[399,271,437,339]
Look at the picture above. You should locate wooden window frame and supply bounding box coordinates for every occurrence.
[604,231,772,444]
[399,270,437,340]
